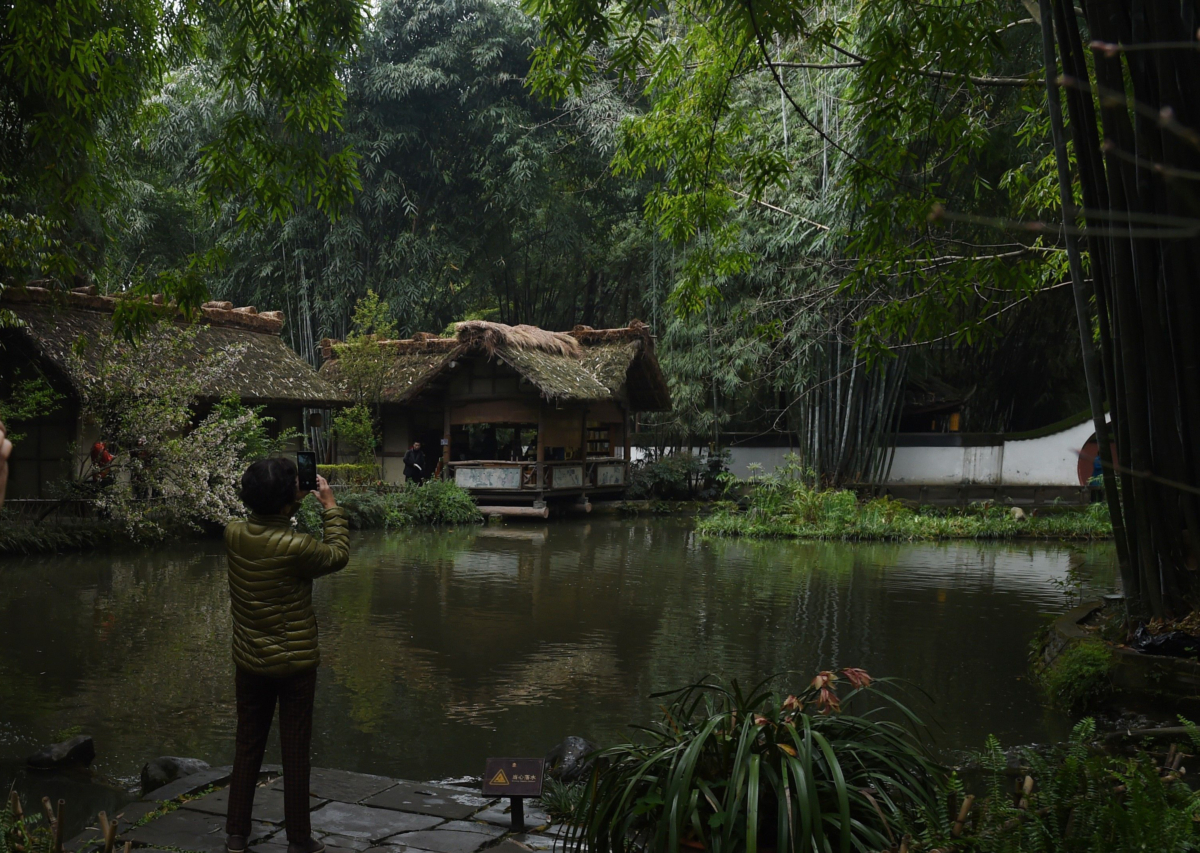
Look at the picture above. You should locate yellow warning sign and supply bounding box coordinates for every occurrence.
[489,768,510,786]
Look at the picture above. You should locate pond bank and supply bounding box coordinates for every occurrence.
[698,488,1112,541]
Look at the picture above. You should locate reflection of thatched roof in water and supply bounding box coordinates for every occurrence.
[319,320,672,411]
[1,286,347,407]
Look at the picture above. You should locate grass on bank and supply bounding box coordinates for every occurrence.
[698,474,1113,541]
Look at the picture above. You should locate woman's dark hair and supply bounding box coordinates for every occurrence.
[240,457,298,515]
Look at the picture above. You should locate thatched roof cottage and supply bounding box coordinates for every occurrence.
[0,286,344,501]
[319,320,671,509]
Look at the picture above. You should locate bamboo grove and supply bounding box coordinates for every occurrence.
[1041,0,1200,618]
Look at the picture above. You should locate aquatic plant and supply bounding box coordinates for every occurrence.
[1035,640,1114,715]
[568,672,942,853]
[699,470,1113,542]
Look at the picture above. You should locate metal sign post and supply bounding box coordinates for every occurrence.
[482,758,545,832]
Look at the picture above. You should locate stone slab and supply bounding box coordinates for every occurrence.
[142,766,234,802]
[385,829,494,853]
[472,802,550,830]
[125,808,276,853]
[253,837,365,853]
[272,769,397,804]
[182,786,329,824]
[308,802,441,842]
[362,784,493,821]
[511,834,561,851]
[62,829,103,853]
[496,841,543,853]
[117,800,166,826]
[437,821,504,839]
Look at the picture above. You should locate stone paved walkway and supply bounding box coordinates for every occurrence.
[66,768,564,853]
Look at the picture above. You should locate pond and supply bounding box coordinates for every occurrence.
[0,518,1117,827]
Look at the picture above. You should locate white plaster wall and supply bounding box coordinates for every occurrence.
[999,418,1095,486]
[630,446,797,479]
[884,446,965,484]
[632,418,1098,487]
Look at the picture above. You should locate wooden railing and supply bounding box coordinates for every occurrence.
[447,458,628,491]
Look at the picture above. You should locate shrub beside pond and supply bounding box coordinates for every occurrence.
[1034,639,1115,714]
[296,480,482,534]
[699,477,1112,541]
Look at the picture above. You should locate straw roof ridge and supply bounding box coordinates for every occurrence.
[317,319,671,410]
[2,285,287,335]
[455,320,582,358]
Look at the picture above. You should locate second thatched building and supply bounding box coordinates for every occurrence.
[319,320,671,509]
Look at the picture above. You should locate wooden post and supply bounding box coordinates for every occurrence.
[623,406,632,461]
[442,407,451,478]
[536,405,546,491]
[580,407,590,489]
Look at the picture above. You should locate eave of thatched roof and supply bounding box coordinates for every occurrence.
[1,286,348,407]
[318,320,672,411]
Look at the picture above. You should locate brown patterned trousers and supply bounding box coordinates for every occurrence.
[226,667,318,843]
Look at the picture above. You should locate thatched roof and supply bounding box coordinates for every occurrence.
[319,320,672,411]
[1,286,347,407]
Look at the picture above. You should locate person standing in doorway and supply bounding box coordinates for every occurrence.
[403,441,427,484]
[224,458,350,853]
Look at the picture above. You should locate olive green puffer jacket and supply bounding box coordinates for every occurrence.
[225,507,350,676]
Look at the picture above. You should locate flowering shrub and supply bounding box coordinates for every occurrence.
[65,322,289,540]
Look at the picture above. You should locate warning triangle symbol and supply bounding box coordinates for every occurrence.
[490,769,510,786]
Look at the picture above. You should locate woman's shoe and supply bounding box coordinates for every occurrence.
[287,839,326,853]
[226,836,248,853]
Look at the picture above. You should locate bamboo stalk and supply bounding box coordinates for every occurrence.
[54,800,64,853]
[951,794,975,837]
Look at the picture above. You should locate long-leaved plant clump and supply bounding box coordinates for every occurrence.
[569,671,943,853]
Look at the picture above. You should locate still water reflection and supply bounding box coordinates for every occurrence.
[1,519,1116,799]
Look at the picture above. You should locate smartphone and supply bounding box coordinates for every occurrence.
[297,451,318,492]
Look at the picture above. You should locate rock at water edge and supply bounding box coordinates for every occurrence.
[544,736,597,784]
[27,735,96,770]
[142,756,212,796]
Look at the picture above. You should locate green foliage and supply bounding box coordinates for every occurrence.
[0,514,117,555]
[294,494,324,537]
[0,0,366,322]
[338,491,392,530]
[627,453,707,500]
[0,373,63,442]
[540,778,586,822]
[570,673,942,853]
[331,404,378,465]
[700,461,1114,541]
[385,480,482,528]
[1037,642,1114,716]
[294,481,481,534]
[209,396,299,462]
[926,721,1200,853]
[318,464,380,487]
[2,791,57,853]
[332,292,399,414]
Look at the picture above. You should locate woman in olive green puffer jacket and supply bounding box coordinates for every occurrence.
[226,499,350,676]
[224,457,350,853]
